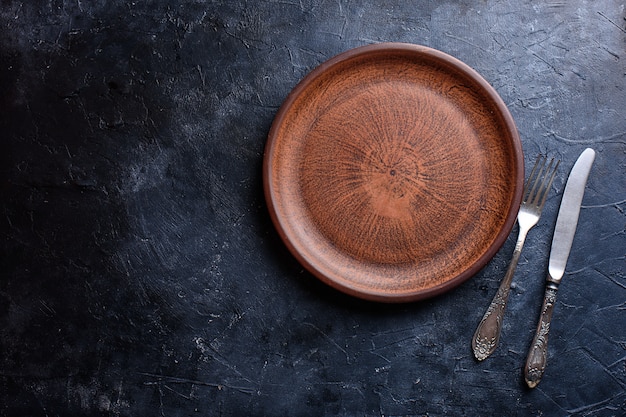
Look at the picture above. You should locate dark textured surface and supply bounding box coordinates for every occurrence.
[1,1,624,415]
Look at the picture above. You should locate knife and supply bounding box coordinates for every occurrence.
[524,148,596,388]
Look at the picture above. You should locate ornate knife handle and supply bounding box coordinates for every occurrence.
[524,283,558,388]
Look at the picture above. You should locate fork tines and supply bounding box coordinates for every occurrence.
[524,155,560,210]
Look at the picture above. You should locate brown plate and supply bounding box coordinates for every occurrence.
[263,43,523,302]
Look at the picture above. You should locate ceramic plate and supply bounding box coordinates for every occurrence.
[263,43,523,302]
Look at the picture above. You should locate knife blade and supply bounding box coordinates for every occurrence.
[524,147,596,388]
[547,148,596,283]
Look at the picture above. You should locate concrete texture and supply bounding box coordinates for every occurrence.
[1,1,625,415]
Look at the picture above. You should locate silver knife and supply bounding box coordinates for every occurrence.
[524,148,596,388]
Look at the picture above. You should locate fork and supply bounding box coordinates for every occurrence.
[472,155,559,361]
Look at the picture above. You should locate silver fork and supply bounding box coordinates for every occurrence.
[472,155,559,361]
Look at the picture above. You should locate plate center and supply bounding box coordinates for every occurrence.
[299,81,483,265]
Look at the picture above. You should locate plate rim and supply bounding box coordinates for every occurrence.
[263,42,524,302]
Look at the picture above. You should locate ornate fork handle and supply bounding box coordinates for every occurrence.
[525,283,558,388]
[472,228,528,360]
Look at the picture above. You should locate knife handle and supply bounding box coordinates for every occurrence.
[524,283,558,388]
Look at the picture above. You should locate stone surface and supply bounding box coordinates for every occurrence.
[1,1,624,415]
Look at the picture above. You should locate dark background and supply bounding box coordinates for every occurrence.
[1,1,625,416]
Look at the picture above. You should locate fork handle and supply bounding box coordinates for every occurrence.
[472,228,528,361]
[524,282,558,388]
